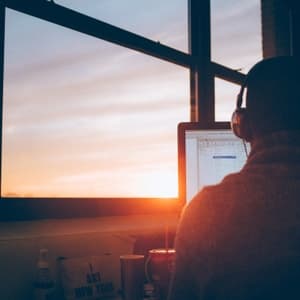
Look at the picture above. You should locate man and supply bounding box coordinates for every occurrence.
[168,56,300,300]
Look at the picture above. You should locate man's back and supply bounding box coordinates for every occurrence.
[169,130,300,299]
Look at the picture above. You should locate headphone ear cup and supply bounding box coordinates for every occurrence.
[231,108,252,141]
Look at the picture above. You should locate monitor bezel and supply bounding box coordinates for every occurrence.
[177,121,232,204]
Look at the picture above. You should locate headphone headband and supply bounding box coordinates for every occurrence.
[236,76,247,108]
[231,75,251,141]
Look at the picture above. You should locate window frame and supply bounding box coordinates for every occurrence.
[0,0,246,221]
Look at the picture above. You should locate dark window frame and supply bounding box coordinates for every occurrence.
[0,0,245,221]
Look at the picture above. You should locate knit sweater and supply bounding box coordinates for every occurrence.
[168,130,300,300]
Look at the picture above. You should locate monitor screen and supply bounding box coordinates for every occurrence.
[178,122,250,203]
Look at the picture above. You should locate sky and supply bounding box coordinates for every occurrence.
[1,0,262,198]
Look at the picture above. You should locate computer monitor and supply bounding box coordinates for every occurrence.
[178,122,250,203]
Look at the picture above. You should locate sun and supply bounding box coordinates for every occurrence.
[134,169,178,198]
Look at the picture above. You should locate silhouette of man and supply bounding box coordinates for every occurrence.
[169,56,300,300]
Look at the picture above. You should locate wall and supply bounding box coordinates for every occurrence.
[0,214,178,300]
[261,0,299,58]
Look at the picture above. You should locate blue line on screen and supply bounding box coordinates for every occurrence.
[212,155,237,159]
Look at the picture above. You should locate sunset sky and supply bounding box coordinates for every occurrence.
[1,0,261,198]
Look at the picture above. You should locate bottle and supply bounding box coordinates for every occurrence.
[33,249,55,300]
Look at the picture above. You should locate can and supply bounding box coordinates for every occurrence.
[145,249,175,300]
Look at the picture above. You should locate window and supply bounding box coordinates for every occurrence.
[214,78,240,122]
[211,0,262,72]
[0,1,262,220]
[211,0,262,122]
[55,0,188,53]
[3,9,189,199]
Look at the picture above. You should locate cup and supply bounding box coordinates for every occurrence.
[120,254,145,300]
[145,249,176,300]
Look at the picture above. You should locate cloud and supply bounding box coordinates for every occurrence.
[211,0,262,70]
[4,45,189,130]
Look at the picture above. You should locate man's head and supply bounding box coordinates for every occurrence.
[231,56,300,142]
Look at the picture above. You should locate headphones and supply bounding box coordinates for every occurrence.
[231,77,252,142]
[231,56,300,141]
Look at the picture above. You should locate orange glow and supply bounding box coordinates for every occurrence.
[130,169,178,198]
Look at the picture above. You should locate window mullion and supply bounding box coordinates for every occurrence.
[188,0,214,124]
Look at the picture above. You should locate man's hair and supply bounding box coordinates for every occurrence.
[245,56,300,136]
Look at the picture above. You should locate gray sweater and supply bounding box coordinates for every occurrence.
[169,131,300,300]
